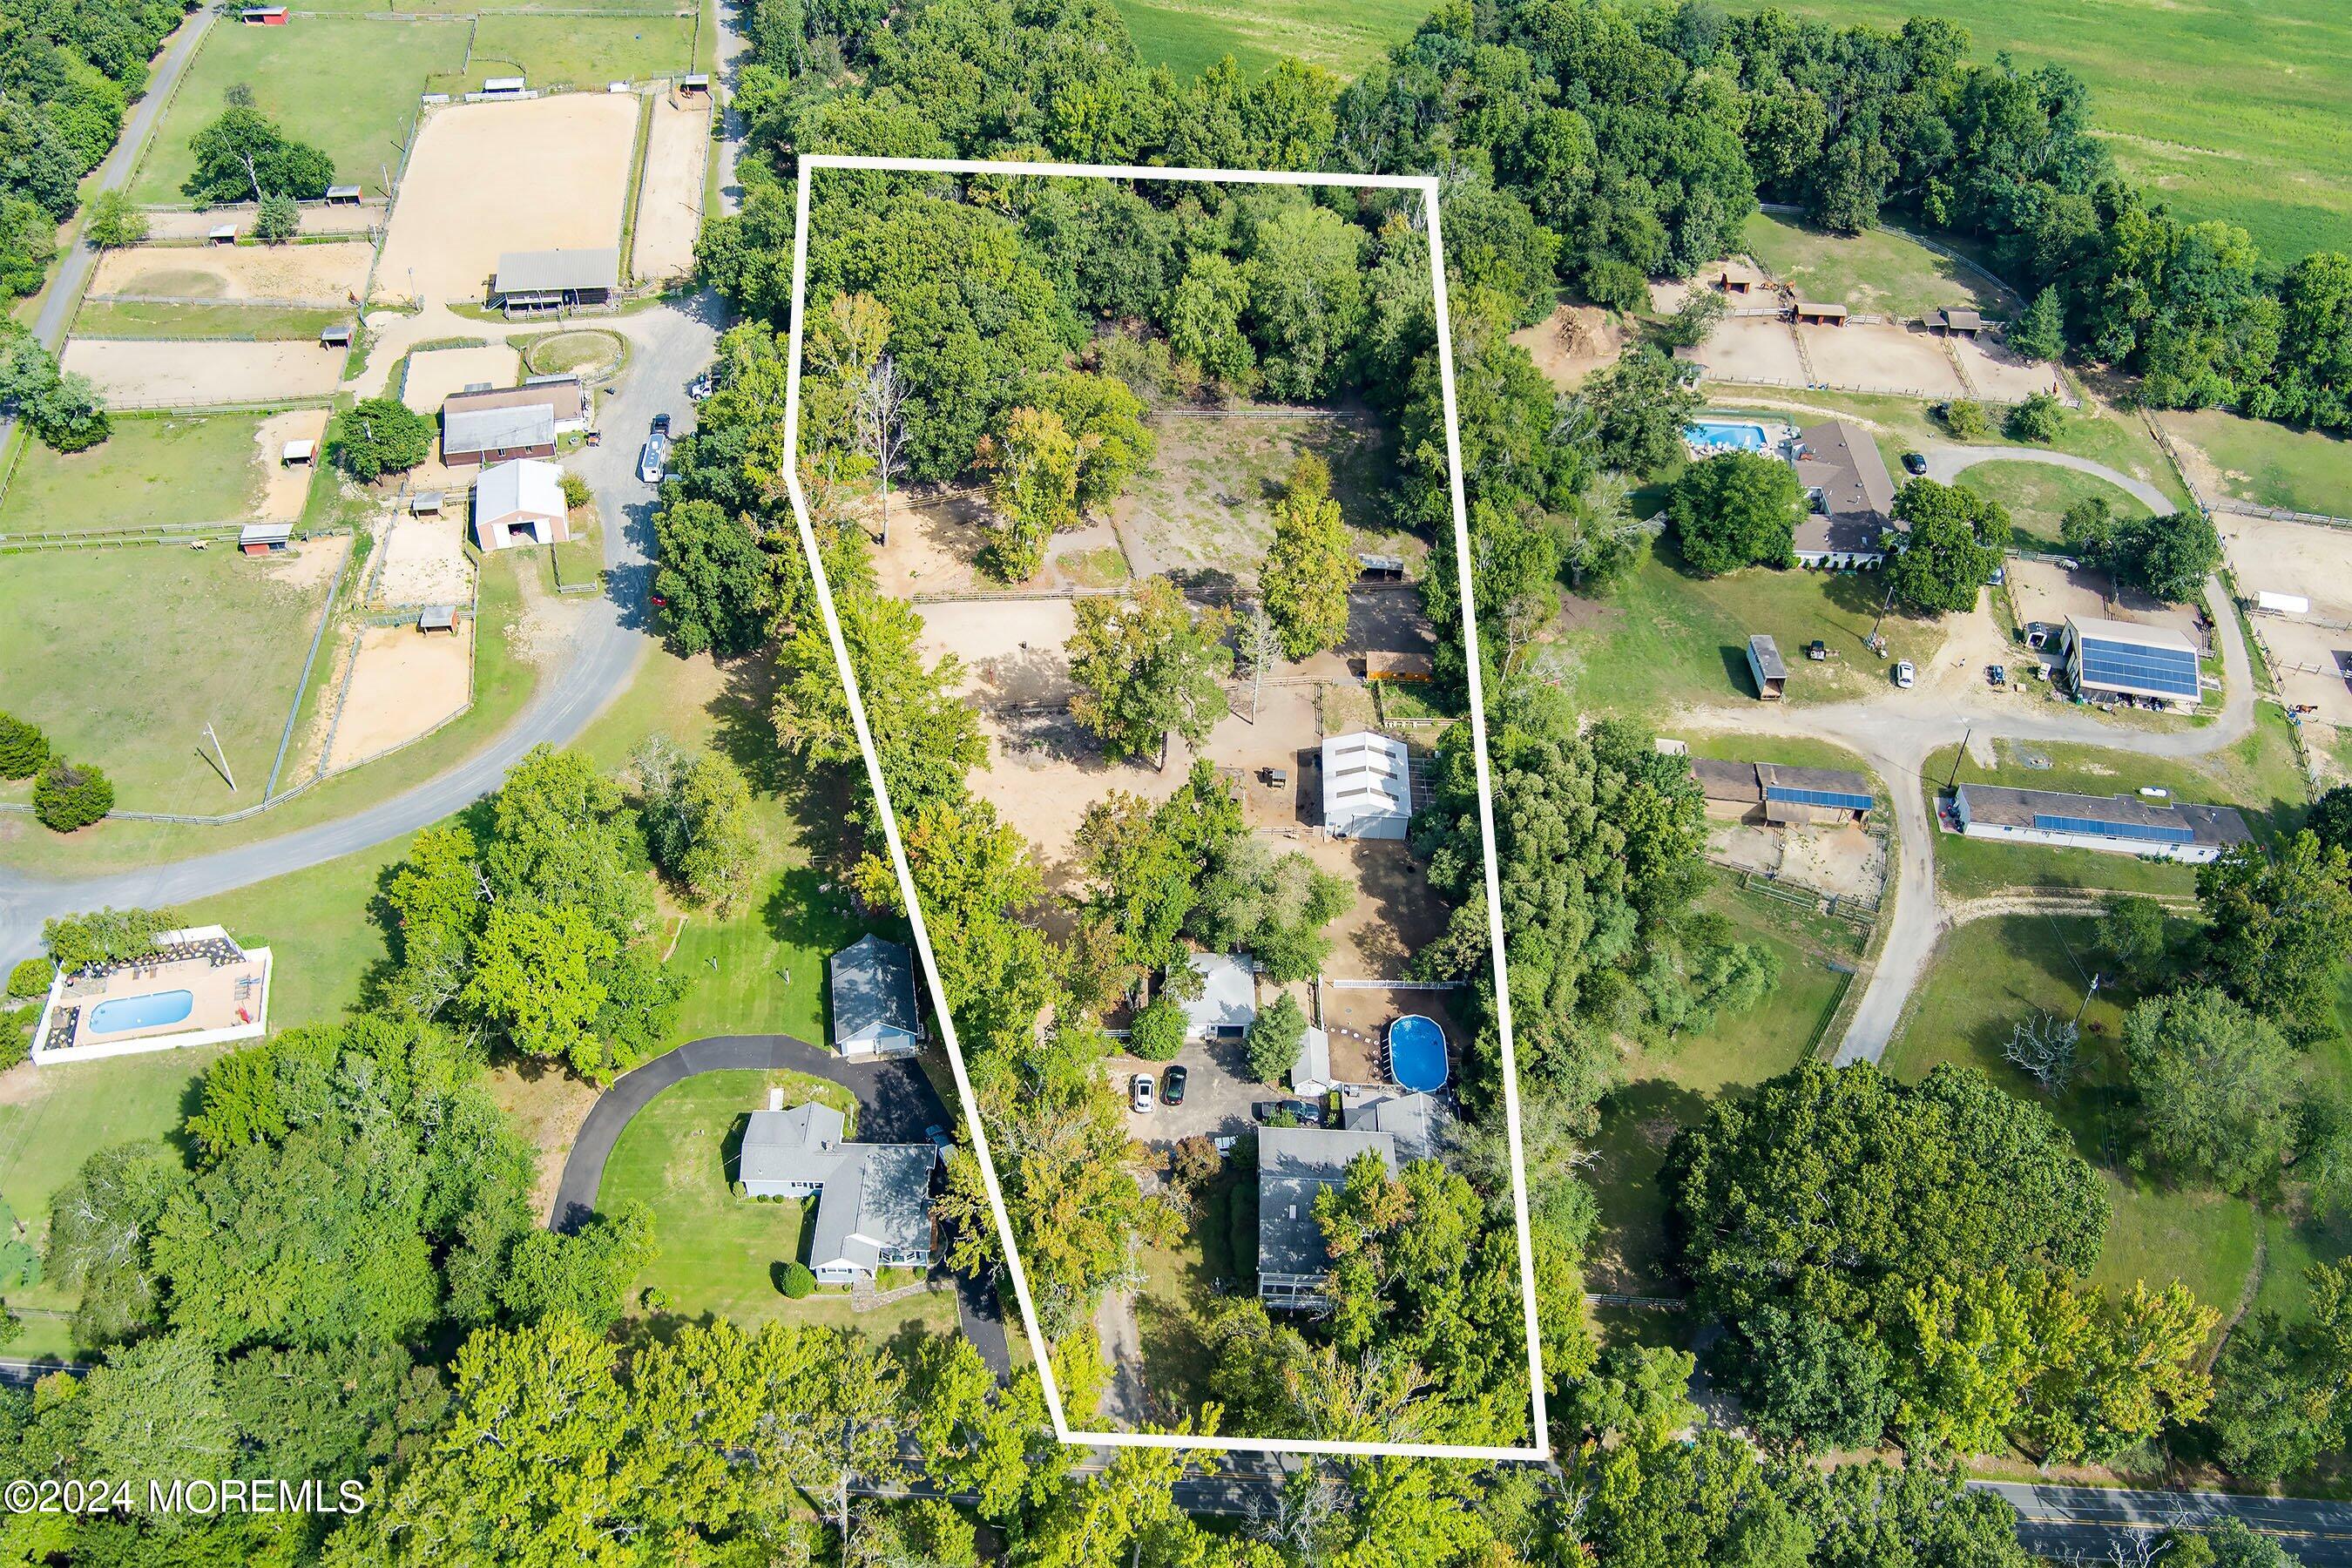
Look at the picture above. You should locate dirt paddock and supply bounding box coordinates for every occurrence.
[1511,303,1632,391]
[632,94,709,283]
[920,598,1081,705]
[2006,557,2203,647]
[402,343,522,415]
[142,205,385,242]
[1291,833,1447,982]
[1800,321,1968,399]
[376,95,639,305]
[374,513,476,605]
[90,240,375,305]
[1953,334,2062,402]
[1684,316,1808,385]
[252,408,331,519]
[2219,516,2352,619]
[62,338,346,405]
[326,620,474,770]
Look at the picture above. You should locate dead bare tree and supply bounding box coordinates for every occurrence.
[1239,599,1281,722]
[2004,1010,2080,1095]
[855,354,909,547]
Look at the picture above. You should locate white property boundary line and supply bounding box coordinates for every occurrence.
[781,152,1544,1463]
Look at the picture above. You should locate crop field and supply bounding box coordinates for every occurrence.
[1109,0,1429,75]
[1725,0,2352,261]
[131,17,470,204]
[431,15,700,92]
[0,413,274,534]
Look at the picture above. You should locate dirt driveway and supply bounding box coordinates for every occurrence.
[2007,557,2202,648]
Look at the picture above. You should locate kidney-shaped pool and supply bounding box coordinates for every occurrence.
[86,989,195,1035]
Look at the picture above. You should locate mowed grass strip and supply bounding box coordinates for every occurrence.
[0,545,333,813]
[71,301,348,342]
[435,15,699,92]
[1109,0,1433,75]
[1740,210,2009,317]
[2161,407,2352,518]
[1957,460,2150,552]
[130,17,470,203]
[0,413,265,534]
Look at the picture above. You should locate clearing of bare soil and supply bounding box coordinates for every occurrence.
[90,240,375,305]
[632,93,709,283]
[375,512,476,606]
[325,620,474,771]
[1511,303,1632,391]
[63,338,346,406]
[142,204,385,242]
[503,563,588,668]
[871,491,1128,598]
[969,711,1194,883]
[1708,821,1885,902]
[1799,321,1968,399]
[2006,557,2203,648]
[1682,315,1808,385]
[919,598,1080,706]
[1291,832,1447,982]
[1196,685,1321,828]
[2249,617,2352,738]
[376,95,639,306]
[253,409,331,520]
[402,343,521,415]
[1954,334,2062,402]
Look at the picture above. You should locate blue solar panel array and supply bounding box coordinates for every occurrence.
[2076,636,2200,698]
[2032,813,2195,845]
[1768,785,1874,812]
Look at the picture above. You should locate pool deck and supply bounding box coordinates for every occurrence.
[32,924,272,1066]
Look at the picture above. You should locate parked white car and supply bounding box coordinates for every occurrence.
[1130,1073,1155,1114]
[1894,659,1916,688]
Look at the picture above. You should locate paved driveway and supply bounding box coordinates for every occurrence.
[1112,1034,1264,1146]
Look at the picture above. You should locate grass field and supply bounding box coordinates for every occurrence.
[1957,460,2150,552]
[1108,0,1429,75]
[71,301,347,342]
[598,1069,960,1337]
[0,545,336,814]
[1723,0,2352,261]
[1535,544,1947,713]
[0,413,270,533]
[1135,1161,1254,1413]
[130,18,470,204]
[433,15,699,92]
[199,836,418,1031]
[2160,408,2352,518]
[1741,211,2010,316]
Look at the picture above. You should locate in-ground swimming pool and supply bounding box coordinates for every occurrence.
[1685,419,1774,453]
[86,989,195,1035]
[1388,1015,1449,1093]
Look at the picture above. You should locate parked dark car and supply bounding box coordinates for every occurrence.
[1252,1098,1321,1126]
[650,411,672,436]
[1162,1064,1187,1105]
[1902,450,1929,476]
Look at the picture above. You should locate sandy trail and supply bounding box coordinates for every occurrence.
[632,94,708,283]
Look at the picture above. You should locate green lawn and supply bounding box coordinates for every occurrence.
[1108,0,1431,75]
[1957,460,2150,553]
[1740,210,2010,317]
[435,15,699,91]
[130,17,470,203]
[2089,1173,2259,1320]
[2161,408,2352,518]
[198,836,418,1032]
[1134,1161,1254,1414]
[1722,0,2352,261]
[0,413,272,533]
[1536,545,1946,713]
[71,301,347,343]
[597,1069,960,1337]
[0,544,338,814]
[2253,1205,2352,1324]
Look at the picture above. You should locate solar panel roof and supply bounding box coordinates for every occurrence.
[2077,637,2200,698]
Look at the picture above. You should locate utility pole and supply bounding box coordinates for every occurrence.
[1948,728,1969,790]
[1868,582,1896,653]
[2072,971,2103,1027]
[202,722,237,793]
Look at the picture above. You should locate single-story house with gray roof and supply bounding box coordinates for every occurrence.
[829,933,923,1058]
[738,1089,935,1283]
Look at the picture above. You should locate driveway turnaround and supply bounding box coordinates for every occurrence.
[545,1033,1009,1375]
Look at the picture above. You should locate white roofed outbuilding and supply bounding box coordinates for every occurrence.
[1321,730,1411,839]
[472,457,568,551]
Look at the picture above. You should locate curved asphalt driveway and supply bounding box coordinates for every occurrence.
[547,1034,1010,1374]
[1923,442,2176,515]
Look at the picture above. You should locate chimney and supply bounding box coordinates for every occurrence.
[768,1086,784,1113]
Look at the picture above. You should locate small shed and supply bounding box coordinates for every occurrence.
[1746,634,1788,700]
[409,490,443,517]
[319,322,353,348]
[2255,591,2310,616]
[1356,552,1406,583]
[471,458,568,551]
[1932,307,1984,337]
[324,184,362,205]
[207,223,237,246]
[280,438,316,466]
[1792,301,1848,326]
[239,523,293,556]
[482,76,526,96]
[239,5,288,22]
[1717,271,1751,294]
[418,605,457,635]
[677,73,712,99]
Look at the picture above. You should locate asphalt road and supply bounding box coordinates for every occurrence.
[1985,1480,2352,1566]
[544,1033,1010,1375]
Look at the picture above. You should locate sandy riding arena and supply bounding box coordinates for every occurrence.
[1955,335,2061,402]
[253,409,332,519]
[90,241,375,305]
[63,339,346,406]
[402,344,522,415]
[1682,316,1808,384]
[376,95,639,306]
[373,514,476,606]
[326,621,474,771]
[1800,321,1968,399]
[632,94,709,283]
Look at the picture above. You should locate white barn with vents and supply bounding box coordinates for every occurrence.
[472,458,569,551]
[1322,730,1411,839]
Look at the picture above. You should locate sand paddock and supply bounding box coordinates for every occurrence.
[142,205,385,242]
[375,513,476,605]
[1800,321,1968,399]
[376,95,639,305]
[402,343,522,415]
[632,93,708,283]
[1511,303,1632,391]
[1684,316,1807,384]
[327,620,474,770]
[91,241,375,305]
[919,598,1081,705]
[1954,334,2063,402]
[63,338,346,406]
[2253,616,2352,727]
[2219,516,2352,619]
[253,408,332,519]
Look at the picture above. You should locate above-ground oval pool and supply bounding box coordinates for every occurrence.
[1685,418,1774,453]
[1388,1015,1449,1093]
[86,989,195,1035]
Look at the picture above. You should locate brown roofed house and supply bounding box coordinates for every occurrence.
[1792,419,1899,568]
